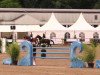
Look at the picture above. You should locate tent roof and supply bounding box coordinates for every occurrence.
[67,13,94,30]
[40,13,66,31]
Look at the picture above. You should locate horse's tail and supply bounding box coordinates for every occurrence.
[50,40,54,45]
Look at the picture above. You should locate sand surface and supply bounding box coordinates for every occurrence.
[0,44,100,75]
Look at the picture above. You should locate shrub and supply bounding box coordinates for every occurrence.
[7,42,20,65]
[83,45,96,63]
[78,43,96,68]
[81,43,96,62]
[90,39,98,47]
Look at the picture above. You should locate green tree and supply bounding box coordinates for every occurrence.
[0,0,21,8]
[93,1,100,9]
[19,0,34,8]
[2,0,98,9]
[52,0,72,8]
[38,0,53,8]
[67,0,98,9]
[19,0,53,8]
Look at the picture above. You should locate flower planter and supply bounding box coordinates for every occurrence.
[88,63,94,68]
[12,61,18,65]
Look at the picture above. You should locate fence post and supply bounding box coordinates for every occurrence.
[1,38,6,53]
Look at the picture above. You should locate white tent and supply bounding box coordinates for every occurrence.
[66,13,95,43]
[38,13,67,44]
[67,13,94,30]
[40,13,67,31]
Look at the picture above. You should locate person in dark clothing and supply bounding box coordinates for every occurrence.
[33,44,36,57]
[33,44,36,65]
[30,32,33,42]
[43,33,46,39]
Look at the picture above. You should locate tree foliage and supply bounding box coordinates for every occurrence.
[0,0,21,8]
[93,1,100,9]
[0,0,99,9]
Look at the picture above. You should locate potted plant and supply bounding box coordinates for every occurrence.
[82,43,96,68]
[7,42,20,65]
[90,39,98,47]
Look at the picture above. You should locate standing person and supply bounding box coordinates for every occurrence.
[33,43,36,66]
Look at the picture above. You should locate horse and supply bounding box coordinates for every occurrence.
[24,35,38,46]
[36,35,54,47]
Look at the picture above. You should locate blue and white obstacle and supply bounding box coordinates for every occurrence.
[17,40,85,68]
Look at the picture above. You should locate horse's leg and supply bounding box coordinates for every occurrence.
[36,40,39,47]
[49,40,51,47]
[37,42,40,47]
[39,42,41,47]
[50,43,51,47]
[37,41,40,47]
[47,41,50,47]
[47,44,49,47]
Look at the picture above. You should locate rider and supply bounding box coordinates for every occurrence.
[29,32,33,42]
[42,33,46,39]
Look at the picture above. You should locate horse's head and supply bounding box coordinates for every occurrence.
[36,35,42,40]
[24,35,29,40]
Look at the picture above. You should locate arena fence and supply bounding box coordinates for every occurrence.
[17,40,85,68]
[32,47,70,59]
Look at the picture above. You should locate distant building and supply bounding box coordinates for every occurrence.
[0,8,99,41]
[0,8,99,26]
